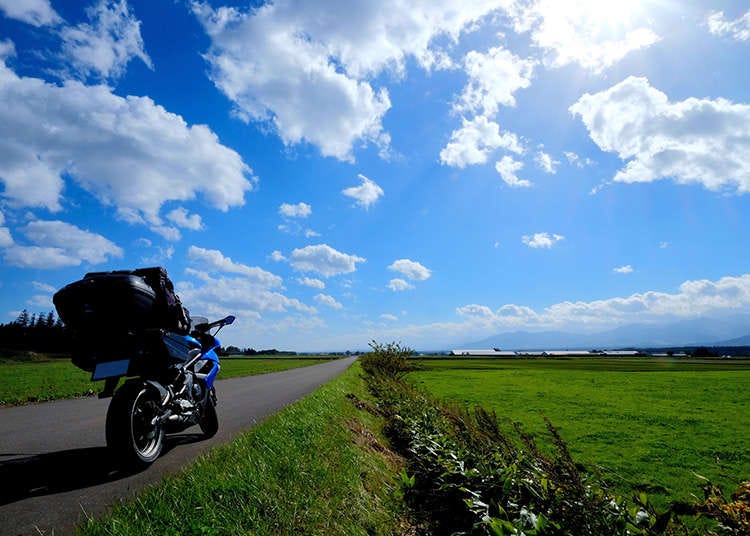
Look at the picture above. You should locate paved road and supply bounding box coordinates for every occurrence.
[0,357,357,535]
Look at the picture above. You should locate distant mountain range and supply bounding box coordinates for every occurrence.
[464,317,750,350]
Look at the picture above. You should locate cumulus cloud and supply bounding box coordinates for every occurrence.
[32,281,57,293]
[388,259,431,281]
[150,225,181,242]
[314,293,343,309]
[0,0,61,27]
[508,0,660,72]
[0,56,254,223]
[707,10,750,42]
[570,76,750,193]
[454,46,535,117]
[387,278,414,291]
[535,150,559,173]
[380,313,398,321]
[495,156,532,187]
[178,270,316,321]
[166,207,204,230]
[564,151,595,167]
[440,115,523,168]
[60,0,152,81]
[3,220,123,268]
[279,202,312,218]
[188,245,282,288]
[297,277,325,289]
[457,274,750,330]
[613,264,633,274]
[270,250,286,262]
[0,209,12,247]
[289,244,365,277]
[342,174,384,209]
[192,1,507,161]
[522,232,564,248]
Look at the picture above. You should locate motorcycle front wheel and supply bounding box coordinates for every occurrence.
[199,387,218,438]
[106,382,165,469]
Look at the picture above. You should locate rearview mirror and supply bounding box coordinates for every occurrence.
[225,315,236,325]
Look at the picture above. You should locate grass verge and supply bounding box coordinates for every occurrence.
[78,362,405,536]
[0,355,335,406]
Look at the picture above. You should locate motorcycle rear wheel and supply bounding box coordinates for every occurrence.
[106,382,165,468]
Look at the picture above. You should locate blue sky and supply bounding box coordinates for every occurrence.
[1,0,750,351]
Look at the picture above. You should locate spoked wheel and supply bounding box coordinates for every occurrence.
[106,382,165,469]
[199,387,218,438]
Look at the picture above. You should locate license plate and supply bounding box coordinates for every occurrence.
[92,359,130,380]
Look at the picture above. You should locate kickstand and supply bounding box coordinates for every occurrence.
[98,377,118,399]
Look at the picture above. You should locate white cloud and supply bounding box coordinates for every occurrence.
[508,0,660,72]
[3,220,123,268]
[570,76,750,194]
[314,293,343,309]
[60,0,152,81]
[457,274,750,330]
[270,250,286,262]
[535,150,559,173]
[380,313,398,321]
[192,1,508,161]
[0,0,61,27]
[178,271,316,320]
[188,245,282,288]
[707,10,750,42]
[150,225,181,242]
[289,244,365,277]
[387,278,414,291]
[305,229,321,238]
[440,115,523,168]
[166,207,204,230]
[522,232,564,249]
[659,241,670,249]
[297,277,325,289]
[31,281,56,293]
[613,264,633,274]
[495,156,532,187]
[388,259,431,281]
[0,57,254,222]
[454,46,534,117]
[0,208,11,247]
[279,202,312,218]
[342,174,384,209]
[564,151,594,167]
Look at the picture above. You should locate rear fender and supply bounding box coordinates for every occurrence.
[140,379,170,406]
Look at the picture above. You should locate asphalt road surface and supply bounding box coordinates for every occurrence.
[0,356,357,535]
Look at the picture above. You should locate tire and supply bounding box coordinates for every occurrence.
[106,382,165,469]
[199,389,218,438]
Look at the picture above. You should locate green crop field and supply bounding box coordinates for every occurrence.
[0,354,335,405]
[408,357,750,506]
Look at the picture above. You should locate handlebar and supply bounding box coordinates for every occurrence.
[193,315,235,333]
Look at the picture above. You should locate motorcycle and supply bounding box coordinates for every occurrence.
[53,267,235,468]
[102,315,235,467]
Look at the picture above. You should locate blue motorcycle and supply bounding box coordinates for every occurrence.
[54,267,235,468]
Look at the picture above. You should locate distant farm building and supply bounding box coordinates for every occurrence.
[451,349,517,356]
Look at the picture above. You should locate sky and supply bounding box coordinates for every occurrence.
[1,0,750,351]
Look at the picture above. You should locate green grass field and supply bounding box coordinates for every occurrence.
[408,357,750,506]
[0,355,335,405]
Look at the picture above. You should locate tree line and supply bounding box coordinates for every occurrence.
[0,309,72,353]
